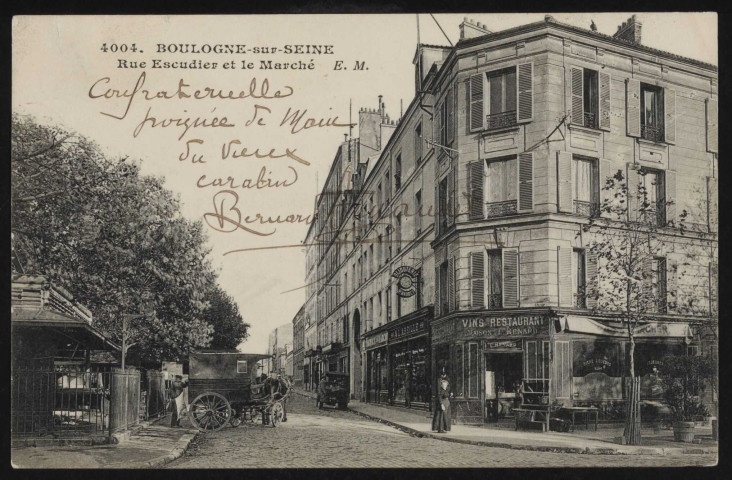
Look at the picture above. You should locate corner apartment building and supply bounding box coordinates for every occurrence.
[301,15,717,422]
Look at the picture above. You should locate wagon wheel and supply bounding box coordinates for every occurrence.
[270,402,284,428]
[189,392,231,431]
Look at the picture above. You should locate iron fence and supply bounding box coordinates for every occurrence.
[641,125,664,142]
[11,363,143,438]
[486,111,517,129]
[583,112,598,129]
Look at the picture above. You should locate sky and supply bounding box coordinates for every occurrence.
[12,13,717,354]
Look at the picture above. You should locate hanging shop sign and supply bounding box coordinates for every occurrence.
[392,266,419,298]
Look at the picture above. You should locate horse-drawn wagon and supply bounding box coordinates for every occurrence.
[186,351,288,431]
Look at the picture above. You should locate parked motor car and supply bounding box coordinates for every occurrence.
[316,372,350,409]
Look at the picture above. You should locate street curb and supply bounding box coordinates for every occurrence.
[345,407,715,456]
[128,429,200,469]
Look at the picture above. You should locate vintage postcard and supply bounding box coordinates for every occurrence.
[11,13,718,468]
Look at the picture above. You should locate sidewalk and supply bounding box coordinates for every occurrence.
[294,389,716,456]
[11,415,199,468]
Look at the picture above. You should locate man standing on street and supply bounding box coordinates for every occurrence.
[169,375,189,428]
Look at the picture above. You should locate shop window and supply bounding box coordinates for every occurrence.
[487,67,518,129]
[485,156,518,218]
[455,343,465,398]
[641,84,664,142]
[572,249,587,308]
[573,156,599,217]
[468,342,479,398]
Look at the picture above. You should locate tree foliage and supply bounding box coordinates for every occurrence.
[11,114,249,364]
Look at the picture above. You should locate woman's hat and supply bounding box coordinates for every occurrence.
[440,373,447,379]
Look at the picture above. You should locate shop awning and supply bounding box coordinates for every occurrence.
[561,316,693,340]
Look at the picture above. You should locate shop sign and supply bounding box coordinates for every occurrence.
[364,331,388,350]
[458,315,549,339]
[484,339,522,351]
[389,319,427,341]
[432,320,456,343]
[393,266,419,298]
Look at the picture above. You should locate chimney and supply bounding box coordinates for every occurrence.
[459,17,491,40]
[613,14,642,45]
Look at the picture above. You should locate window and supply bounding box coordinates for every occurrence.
[486,250,503,308]
[377,234,382,269]
[653,257,667,313]
[369,245,374,275]
[583,69,599,128]
[386,226,392,261]
[386,286,392,322]
[439,261,449,314]
[641,84,664,142]
[415,190,422,235]
[639,168,666,226]
[438,177,448,232]
[572,249,587,308]
[573,156,599,216]
[416,267,423,309]
[351,263,356,292]
[415,122,423,165]
[487,68,517,129]
[377,291,382,327]
[396,292,402,319]
[395,213,402,253]
[394,154,402,191]
[364,250,369,279]
[236,360,248,373]
[485,156,518,217]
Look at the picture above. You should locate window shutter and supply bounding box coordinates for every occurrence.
[598,158,614,219]
[518,152,534,212]
[468,161,485,220]
[557,246,573,307]
[626,78,641,137]
[570,67,584,125]
[707,176,718,233]
[517,62,533,123]
[447,85,455,145]
[706,99,718,153]
[599,72,611,131]
[709,262,718,317]
[435,263,441,317]
[470,251,485,308]
[502,248,519,308]
[585,251,599,309]
[469,74,485,132]
[664,88,676,144]
[665,170,677,227]
[641,257,654,306]
[626,163,641,222]
[434,99,442,147]
[447,168,455,226]
[557,152,573,212]
[448,256,456,312]
[667,258,678,313]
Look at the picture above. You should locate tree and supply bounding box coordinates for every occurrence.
[11,114,241,364]
[206,286,251,350]
[580,165,677,445]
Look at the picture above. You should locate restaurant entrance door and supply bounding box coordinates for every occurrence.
[485,351,522,421]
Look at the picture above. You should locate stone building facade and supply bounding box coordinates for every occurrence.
[299,15,717,422]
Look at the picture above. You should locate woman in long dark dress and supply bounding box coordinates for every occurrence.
[431,373,451,433]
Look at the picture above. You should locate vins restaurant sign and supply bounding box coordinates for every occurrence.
[432,315,549,343]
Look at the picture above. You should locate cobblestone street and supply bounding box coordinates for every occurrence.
[167,394,716,468]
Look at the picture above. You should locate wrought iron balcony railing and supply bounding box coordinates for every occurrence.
[486,200,518,218]
[574,287,587,309]
[641,124,664,142]
[583,112,598,129]
[487,294,503,309]
[486,111,517,130]
[573,200,600,217]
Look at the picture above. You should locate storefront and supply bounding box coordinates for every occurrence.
[362,306,433,410]
[556,316,695,413]
[430,311,553,424]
